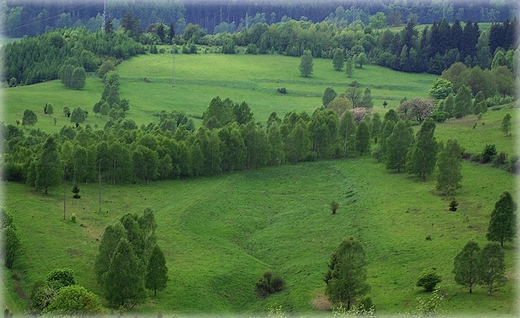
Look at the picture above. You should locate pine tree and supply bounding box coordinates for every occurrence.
[453,240,480,293]
[407,119,438,180]
[486,191,517,247]
[145,245,168,296]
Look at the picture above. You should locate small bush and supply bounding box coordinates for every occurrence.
[493,152,508,166]
[480,144,497,163]
[417,268,441,292]
[448,198,458,211]
[255,271,285,298]
[277,87,287,94]
[431,111,448,123]
[71,185,81,199]
[70,213,77,223]
[330,200,339,214]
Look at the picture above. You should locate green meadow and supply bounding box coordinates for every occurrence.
[1,52,518,316]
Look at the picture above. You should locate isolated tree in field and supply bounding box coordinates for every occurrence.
[44,103,54,116]
[322,87,337,108]
[407,118,438,180]
[333,48,344,71]
[453,240,480,293]
[325,237,369,310]
[355,52,367,68]
[299,49,313,77]
[355,121,371,156]
[104,238,146,308]
[486,191,517,247]
[70,67,86,89]
[145,245,168,296]
[345,57,354,77]
[42,285,105,316]
[436,139,463,195]
[22,109,38,127]
[478,243,506,296]
[417,268,442,292]
[501,113,512,137]
[35,135,61,194]
[3,225,20,269]
[70,107,88,125]
[385,121,413,172]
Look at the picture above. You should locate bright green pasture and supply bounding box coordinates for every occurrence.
[433,106,518,158]
[2,156,516,316]
[2,53,437,132]
[116,53,437,124]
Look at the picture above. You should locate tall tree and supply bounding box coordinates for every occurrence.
[35,135,61,194]
[486,191,517,247]
[299,49,313,77]
[94,223,127,285]
[104,238,146,308]
[501,113,512,137]
[453,85,473,118]
[332,48,344,71]
[407,119,438,180]
[478,243,506,296]
[361,87,373,108]
[345,56,354,77]
[453,240,481,293]
[286,119,310,163]
[145,245,168,296]
[385,121,413,172]
[436,139,463,195]
[324,237,370,310]
[355,120,370,156]
[70,67,86,90]
[339,110,356,157]
[70,107,88,125]
[322,87,337,108]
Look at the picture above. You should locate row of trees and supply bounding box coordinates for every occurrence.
[4,0,517,38]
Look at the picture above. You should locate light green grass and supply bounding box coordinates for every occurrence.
[1,156,516,316]
[1,53,438,134]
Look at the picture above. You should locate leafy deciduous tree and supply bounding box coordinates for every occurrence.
[145,244,168,296]
[478,243,506,296]
[407,118,438,180]
[453,240,480,293]
[486,191,517,247]
[436,139,463,195]
[325,237,370,310]
[299,49,314,77]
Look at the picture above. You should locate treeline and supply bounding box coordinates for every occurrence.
[2,0,518,37]
[2,28,145,85]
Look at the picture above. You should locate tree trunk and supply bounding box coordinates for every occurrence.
[488,283,493,296]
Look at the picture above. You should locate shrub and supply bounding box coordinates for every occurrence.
[417,268,441,292]
[431,111,448,123]
[255,271,285,298]
[481,144,497,163]
[277,87,287,94]
[330,200,340,214]
[449,198,458,211]
[71,185,81,199]
[70,213,77,223]
[493,152,508,166]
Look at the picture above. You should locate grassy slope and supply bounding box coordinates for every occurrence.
[1,157,516,316]
[1,53,518,316]
[2,53,438,133]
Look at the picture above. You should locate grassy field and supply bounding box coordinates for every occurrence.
[2,52,438,133]
[1,156,516,316]
[1,52,518,316]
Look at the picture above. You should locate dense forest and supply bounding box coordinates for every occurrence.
[2,0,518,38]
